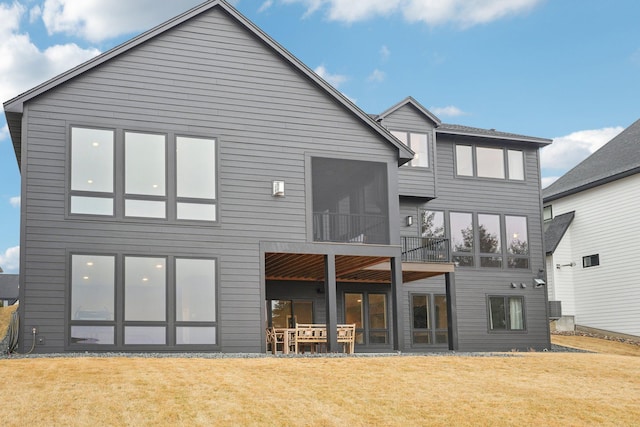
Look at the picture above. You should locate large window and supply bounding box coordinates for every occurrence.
[70,128,115,215]
[69,127,217,222]
[176,136,217,221]
[69,254,217,348]
[450,212,474,267]
[421,210,445,238]
[391,131,429,167]
[478,214,502,268]
[125,132,166,219]
[448,212,529,269]
[506,216,529,269]
[411,294,448,345]
[455,144,524,181]
[489,296,525,331]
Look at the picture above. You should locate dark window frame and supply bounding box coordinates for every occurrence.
[67,252,219,350]
[454,144,526,181]
[410,293,448,346]
[487,295,526,332]
[582,254,600,268]
[67,124,218,224]
[390,130,431,168]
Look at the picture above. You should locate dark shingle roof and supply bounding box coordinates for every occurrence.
[437,123,551,145]
[544,212,575,254]
[543,119,640,202]
[0,275,19,299]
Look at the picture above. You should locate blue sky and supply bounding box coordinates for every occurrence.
[1,0,639,273]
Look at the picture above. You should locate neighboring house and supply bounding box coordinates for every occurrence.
[543,119,640,337]
[3,0,552,353]
[0,274,19,307]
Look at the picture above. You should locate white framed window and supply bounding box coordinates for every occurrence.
[455,145,525,181]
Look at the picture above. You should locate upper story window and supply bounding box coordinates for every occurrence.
[69,126,217,222]
[448,212,529,269]
[421,210,445,238]
[455,144,524,181]
[543,205,553,222]
[391,131,429,167]
[125,132,166,219]
[70,127,115,216]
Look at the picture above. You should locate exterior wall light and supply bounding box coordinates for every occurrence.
[510,282,517,288]
[520,283,527,289]
[406,216,413,226]
[534,278,546,288]
[272,180,285,197]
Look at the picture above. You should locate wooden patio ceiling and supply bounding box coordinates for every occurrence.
[265,253,454,284]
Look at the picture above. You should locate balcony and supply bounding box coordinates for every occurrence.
[313,212,389,245]
[401,236,451,263]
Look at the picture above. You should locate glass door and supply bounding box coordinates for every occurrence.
[344,292,388,346]
[269,300,313,328]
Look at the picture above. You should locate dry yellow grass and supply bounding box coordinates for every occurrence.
[551,334,640,357]
[1,352,639,426]
[0,304,18,338]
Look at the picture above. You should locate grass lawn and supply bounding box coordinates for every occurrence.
[1,306,639,426]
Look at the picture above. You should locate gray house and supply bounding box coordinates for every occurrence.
[0,274,19,307]
[3,0,551,353]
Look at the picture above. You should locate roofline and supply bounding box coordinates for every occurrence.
[435,127,552,146]
[3,0,413,164]
[543,167,640,203]
[376,96,442,125]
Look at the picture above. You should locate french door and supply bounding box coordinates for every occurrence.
[344,292,388,345]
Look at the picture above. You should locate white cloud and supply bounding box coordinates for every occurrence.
[29,5,42,24]
[0,3,100,104]
[0,124,8,141]
[0,246,20,273]
[314,65,348,88]
[367,69,385,83]
[281,0,543,27]
[259,0,274,13]
[41,0,203,43]
[541,176,559,189]
[430,105,466,117]
[380,45,390,61]
[540,127,624,171]
[9,196,21,208]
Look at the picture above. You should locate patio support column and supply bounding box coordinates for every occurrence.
[391,255,404,351]
[445,272,458,351]
[324,254,338,352]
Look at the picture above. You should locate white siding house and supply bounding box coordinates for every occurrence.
[543,119,640,337]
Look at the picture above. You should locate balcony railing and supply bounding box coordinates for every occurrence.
[313,212,389,244]
[401,236,451,263]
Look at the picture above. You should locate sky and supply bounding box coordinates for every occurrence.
[0,0,639,273]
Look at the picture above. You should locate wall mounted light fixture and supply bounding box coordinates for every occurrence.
[534,278,546,288]
[406,216,413,227]
[510,282,517,288]
[272,180,285,197]
[555,262,576,269]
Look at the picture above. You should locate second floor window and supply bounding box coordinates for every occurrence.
[455,144,524,181]
[69,126,217,222]
[391,131,429,167]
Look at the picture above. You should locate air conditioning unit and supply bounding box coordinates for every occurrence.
[548,301,562,319]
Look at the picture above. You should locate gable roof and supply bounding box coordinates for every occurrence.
[3,0,413,168]
[543,118,640,202]
[544,211,575,254]
[376,96,442,126]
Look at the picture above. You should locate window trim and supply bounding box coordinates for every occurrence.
[487,295,526,333]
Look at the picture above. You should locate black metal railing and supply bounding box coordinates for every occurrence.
[401,236,451,263]
[313,212,389,244]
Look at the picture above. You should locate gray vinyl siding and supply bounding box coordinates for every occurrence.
[398,134,549,351]
[19,8,396,353]
[378,104,437,199]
